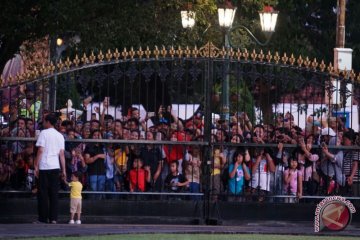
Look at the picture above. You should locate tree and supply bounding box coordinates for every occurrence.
[0,0,218,74]
[2,0,360,123]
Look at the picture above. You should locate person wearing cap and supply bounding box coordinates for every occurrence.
[319,127,345,194]
[342,131,359,196]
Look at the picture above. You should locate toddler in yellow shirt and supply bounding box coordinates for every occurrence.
[65,172,83,224]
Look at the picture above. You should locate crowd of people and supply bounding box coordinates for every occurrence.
[1,90,360,202]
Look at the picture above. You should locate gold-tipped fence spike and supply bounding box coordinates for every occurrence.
[236,49,241,60]
[311,58,318,70]
[33,66,39,78]
[161,45,167,58]
[17,74,23,82]
[97,50,104,62]
[274,52,280,64]
[258,50,264,62]
[153,46,160,59]
[169,46,175,58]
[327,62,334,73]
[192,45,199,58]
[73,55,80,67]
[341,68,347,77]
[113,48,120,61]
[81,53,88,65]
[65,57,72,69]
[105,49,113,61]
[137,47,144,59]
[122,48,128,60]
[39,65,45,75]
[297,55,303,67]
[15,73,20,82]
[229,47,235,59]
[21,72,27,80]
[19,72,27,81]
[251,49,257,61]
[281,53,288,64]
[16,72,22,82]
[266,51,272,63]
[49,61,56,73]
[57,59,65,71]
[38,66,43,75]
[44,64,50,75]
[319,60,326,72]
[289,54,295,65]
[243,49,249,60]
[19,72,28,81]
[29,70,35,79]
[9,74,14,83]
[304,57,311,68]
[145,46,151,59]
[220,46,226,59]
[129,47,136,60]
[350,69,356,80]
[89,51,96,64]
[176,46,183,58]
[185,46,191,58]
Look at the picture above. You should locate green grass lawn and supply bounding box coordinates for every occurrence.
[27,234,358,240]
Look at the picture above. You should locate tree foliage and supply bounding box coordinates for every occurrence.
[2,0,360,72]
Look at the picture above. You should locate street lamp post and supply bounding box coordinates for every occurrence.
[217,3,237,121]
[180,2,278,121]
[49,33,81,111]
[217,3,278,121]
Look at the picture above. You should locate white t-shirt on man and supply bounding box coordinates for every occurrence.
[36,128,65,170]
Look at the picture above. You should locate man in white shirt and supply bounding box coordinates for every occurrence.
[34,113,66,224]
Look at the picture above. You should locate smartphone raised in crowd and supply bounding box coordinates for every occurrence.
[147,112,155,117]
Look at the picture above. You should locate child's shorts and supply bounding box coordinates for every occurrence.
[70,198,82,213]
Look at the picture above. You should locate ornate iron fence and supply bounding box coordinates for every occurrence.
[1,42,360,206]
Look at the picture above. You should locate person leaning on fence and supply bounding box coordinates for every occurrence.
[34,113,66,224]
[228,149,251,199]
[164,161,189,194]
[297,136,320,195]
[210,146,226,201]
[128,157,150,192]
[63,171,83,224]
[184,146,202,198]
[140,131,164,191]
[341,131,359,196]
[319,127,345,195]
[251,147,276,202]
[283,156,303,203]
[84,129,106,196]
[273,142,289,196]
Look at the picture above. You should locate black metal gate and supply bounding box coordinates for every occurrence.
[1,43,360,222]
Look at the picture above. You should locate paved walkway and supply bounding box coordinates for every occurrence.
[1,222,360,239]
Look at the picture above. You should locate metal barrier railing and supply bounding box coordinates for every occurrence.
[1,137,360,202]
[1,45,360,204]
